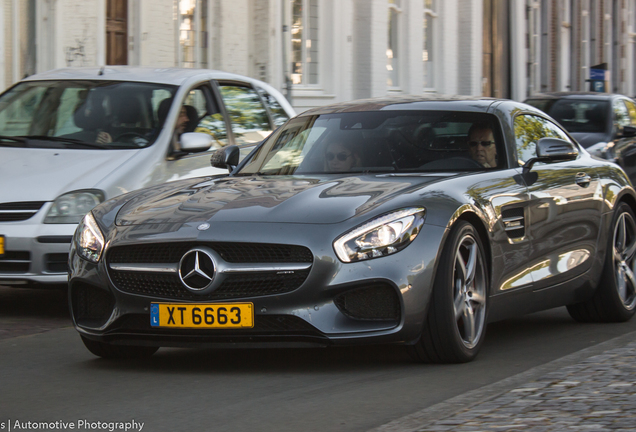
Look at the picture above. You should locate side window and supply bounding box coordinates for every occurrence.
[218,84,273,147]
[613,99,631,130]
[257,87,290,127]
[625,99,636,125]
[184,86,228,149]
[514,114,572,165]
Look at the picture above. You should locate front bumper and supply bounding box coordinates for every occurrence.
[69,221,447,348]
[0,205,75,286]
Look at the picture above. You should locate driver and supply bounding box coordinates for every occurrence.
[325,141,361,172]
[467,123,497,168]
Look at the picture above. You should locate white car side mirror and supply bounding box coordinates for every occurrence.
[180,132,213,153]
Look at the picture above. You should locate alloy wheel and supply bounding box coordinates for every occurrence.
[613,211,636,310]
[452,234,487,349]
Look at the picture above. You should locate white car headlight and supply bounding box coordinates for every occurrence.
[334,208,425,263]
[44,190,105,224]
[74,212,105,263]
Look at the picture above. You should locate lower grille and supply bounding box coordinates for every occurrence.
[334,284,400,321]
[71,283,115,328]
[0,251,30,273]
[46,253,69,273]
[114,314,323,336]
[110,270,310,300]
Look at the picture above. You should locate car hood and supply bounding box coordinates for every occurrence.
[116,174,448,226]
[0,147,138,202]
[569,132,609,148]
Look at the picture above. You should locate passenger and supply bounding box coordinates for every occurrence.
[467,123,497,168]
[325,141,361,172]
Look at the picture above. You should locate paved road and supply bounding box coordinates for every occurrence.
[1,285,636,432]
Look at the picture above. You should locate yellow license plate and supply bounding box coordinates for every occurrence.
[150,302,253,329]
[0,235,4,256]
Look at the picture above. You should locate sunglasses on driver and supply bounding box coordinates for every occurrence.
[326,152,352,161]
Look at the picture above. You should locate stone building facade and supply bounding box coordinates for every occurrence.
[2,0,636,112]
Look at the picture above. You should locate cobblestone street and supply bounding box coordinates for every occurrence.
[373,333,636,432]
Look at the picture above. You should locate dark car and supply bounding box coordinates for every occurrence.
[524,92,636,183]
[69,95,636,363]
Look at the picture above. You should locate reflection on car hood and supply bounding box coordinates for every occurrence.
[569,132,610,148]
[116,174,449,225]
[0,147,138,202]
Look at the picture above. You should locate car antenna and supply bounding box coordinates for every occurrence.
[98,66,105,76]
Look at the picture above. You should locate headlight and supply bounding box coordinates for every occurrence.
[44,190,105,224]
[74,212,105,263]
[333,208,425,263]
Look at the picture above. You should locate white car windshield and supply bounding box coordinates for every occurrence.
[238,111,502,175]
[0,80,177,149]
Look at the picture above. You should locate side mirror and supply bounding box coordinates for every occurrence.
[180,132,213,153]
[619,125,636,138]
[210,145,240,172]
[522,138,578,174]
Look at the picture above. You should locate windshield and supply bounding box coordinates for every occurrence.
[0,80,177,149]
[527,99,610,134]
[238,111,502,175]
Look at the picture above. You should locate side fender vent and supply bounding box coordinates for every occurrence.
[501,207,525,239]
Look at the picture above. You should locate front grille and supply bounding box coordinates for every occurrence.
[108,243,313,300]
[46,253,69,273]
[334,284,400,321]
[0,251,30,273]
[110,270,310,300]
[114,313,323,336]
[71,282,116,328]
[108,242,313,264]
[0,201,46,222]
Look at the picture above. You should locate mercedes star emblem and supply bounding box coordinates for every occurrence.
[178,248,216,291]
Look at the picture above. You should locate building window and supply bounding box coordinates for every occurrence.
[423,0,436,89]
[387,0,402,87]
[291,0,319,85]
[178,0,209,68]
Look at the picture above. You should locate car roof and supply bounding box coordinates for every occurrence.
[300,94,502,116]
[524,92,622,100]
[20,66,259,87]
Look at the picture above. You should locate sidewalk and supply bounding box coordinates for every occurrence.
[371,331,636,432]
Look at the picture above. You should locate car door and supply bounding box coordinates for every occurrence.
[150,82,232,183]
[514,113,603,291]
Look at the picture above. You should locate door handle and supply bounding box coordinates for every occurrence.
[575,172,591,188]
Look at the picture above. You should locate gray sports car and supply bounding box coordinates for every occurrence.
[69,96,636,363]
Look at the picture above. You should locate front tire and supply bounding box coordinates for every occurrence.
[567,202,636,323]
[80,335,159,359]
[408,221,488,363]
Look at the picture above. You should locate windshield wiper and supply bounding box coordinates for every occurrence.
[19,135,106,149]
[0,135,28,145]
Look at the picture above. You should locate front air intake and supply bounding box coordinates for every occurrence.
[334,284,400,321]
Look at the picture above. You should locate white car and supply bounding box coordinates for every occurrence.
[0,67,295,286]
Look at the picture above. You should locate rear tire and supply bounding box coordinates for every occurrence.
[408,221,488,363]
[80,335,159,359]
[567,202,636,323]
